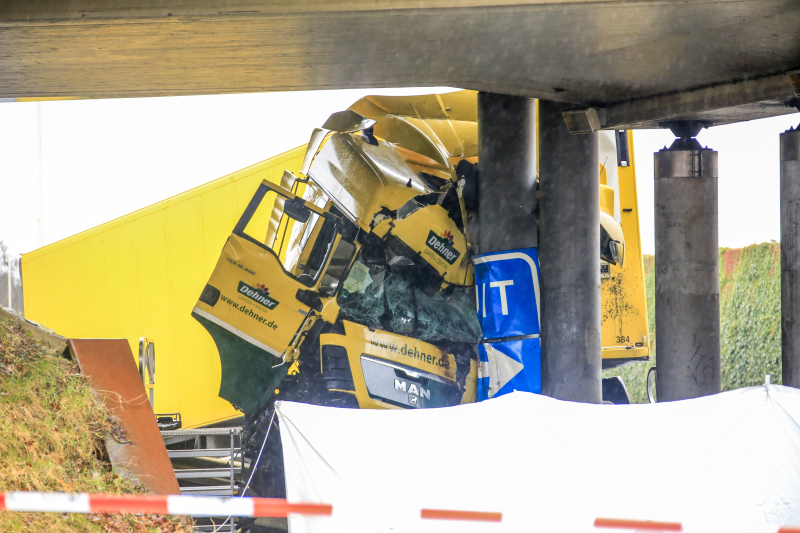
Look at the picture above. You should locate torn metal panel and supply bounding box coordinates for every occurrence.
[371,116,451,172]
[350,91,479,159]
[300,128,328,176]
[308,132,433,225]
[321,109,376,133]
[67,339,181,495]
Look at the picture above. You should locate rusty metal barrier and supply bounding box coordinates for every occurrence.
[67,339,181,495]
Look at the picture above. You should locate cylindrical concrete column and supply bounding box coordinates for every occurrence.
[477,92,538,253]
[654,144,720,401]
[538,100,601,403]
[781,126,800,387]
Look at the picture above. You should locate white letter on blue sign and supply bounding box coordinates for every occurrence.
[490,280,515,315]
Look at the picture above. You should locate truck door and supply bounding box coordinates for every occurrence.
[192,178,357,413]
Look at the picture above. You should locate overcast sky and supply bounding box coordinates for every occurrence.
[0,89,798,258]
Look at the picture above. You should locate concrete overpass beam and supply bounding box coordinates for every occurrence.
[538,100,601,404]
[781,124,800,387]
[654,123,721,401]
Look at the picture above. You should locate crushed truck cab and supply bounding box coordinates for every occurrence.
[191,90,649,498]
[192,90,647,419]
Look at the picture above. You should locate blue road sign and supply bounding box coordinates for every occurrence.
[473,247,540,339]
[478,338,542,399]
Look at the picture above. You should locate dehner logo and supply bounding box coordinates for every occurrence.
[238,282,280,310]
[426,230,460,265]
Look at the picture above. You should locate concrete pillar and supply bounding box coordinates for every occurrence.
[654,127,720,401]
[475,93,542,400]
[477,92,538,252]
[538,100,601,403]
[781,125,800,387]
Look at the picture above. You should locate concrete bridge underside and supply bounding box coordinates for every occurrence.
[1,0,799,129]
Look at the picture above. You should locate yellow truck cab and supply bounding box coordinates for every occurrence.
[191,107,479,413]
[192,90,647,421]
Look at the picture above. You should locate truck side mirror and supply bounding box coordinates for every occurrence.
[600,211,625,266]
[284,197,312,223]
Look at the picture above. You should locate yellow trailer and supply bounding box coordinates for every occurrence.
[22,147,305,429]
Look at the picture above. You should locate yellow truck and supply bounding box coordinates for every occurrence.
[189,91,650,497]
[21,146,308,429]
[22,90,649,499]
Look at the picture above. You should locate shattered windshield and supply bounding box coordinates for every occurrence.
[338,252,482,345]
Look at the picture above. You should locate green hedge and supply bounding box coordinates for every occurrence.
[603,242,782,403]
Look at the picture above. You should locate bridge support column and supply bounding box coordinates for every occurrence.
[781,125,800,387]
[538,100,601,403]
[477,92,538,253]
[654,123,720,401]
[475,93,542,401]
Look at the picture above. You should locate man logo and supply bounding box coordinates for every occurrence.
[394,379,431,400]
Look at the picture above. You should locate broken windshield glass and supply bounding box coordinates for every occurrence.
[339,254,481,345]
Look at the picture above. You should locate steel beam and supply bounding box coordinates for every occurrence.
[538,100,601,404]
[477,92,538,253]
[781,124,800,387]
[654,135,721,402]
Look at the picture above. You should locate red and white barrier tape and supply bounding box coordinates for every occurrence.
[5,496,800,530]
[596,518,800,532]
[421,508,502,522]
[0,492,503,522]
[0,492,330,518]
[595,518,683,531]
[7,495,800,531]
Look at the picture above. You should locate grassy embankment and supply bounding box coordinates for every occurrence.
[604,241,782,403]
[0,315,191,532]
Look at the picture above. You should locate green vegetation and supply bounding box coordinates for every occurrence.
[0,317,190,533]
[604,242,782,403]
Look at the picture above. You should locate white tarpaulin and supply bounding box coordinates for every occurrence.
[276,385,800,533]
